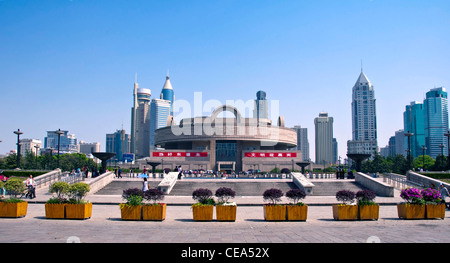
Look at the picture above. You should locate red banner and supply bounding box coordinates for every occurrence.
[152,152,208,158]
[244,152,297,158]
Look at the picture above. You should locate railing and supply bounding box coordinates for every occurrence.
[181,173,292,179]
[382,173,425,189]
[305,173,336,179]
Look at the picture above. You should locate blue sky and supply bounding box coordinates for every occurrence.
[1,0,449,162]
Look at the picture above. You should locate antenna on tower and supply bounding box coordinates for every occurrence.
[135,72,137,83]
[361,59,363,73]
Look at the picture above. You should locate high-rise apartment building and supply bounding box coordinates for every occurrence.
[150,98,171,149]
[424,87,449,158]
[347,70,378,156]
[19,139,42,156]
[130,76,151,159]
[79,141,100,155]
[253,90,269,123]
[106,129,130,162]
[160,74,174,116]
[315,112,334,164]
[403,101,425,158]
[292,125,310,161]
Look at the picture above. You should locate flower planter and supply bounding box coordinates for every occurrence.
[216,205,237,221]
[0,202,28,218]
[286,205,308,221]
[120,205,142,220]
[192,205,214,221]
[358,204,379,220]
[397,203,425,219]
[143,204,166,221]
[332,204,358,221]
[65,203,92,220]
[45,203,66,219]
[264,204,286,221]
[425,204,445,219]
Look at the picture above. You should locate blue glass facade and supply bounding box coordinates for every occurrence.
[424,87,449,158]
[150,99,171,148]
[403,102,425,158]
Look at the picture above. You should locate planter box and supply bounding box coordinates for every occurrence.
[216,205,237,221]
[332,204,358,221]
[45,203,66,219]
[397,203,425,219]
[264,205,286,221]
[0,202,28,218]
[287,205,308,221]
[65,203,92,220]
[358,204,379,220]
[426,204,445,219]
[143,204,166,221]
[192,205,214,221]
[120,205,142,220]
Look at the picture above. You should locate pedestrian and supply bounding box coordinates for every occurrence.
[26,175,36,199]
[142,178,149,192]
[439,183,450,209]
[118,167,122,178]
[130,168,133,178]
[177,165,183,179]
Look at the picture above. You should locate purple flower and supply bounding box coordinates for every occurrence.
[400,188,424,204]
[421,188,442,203]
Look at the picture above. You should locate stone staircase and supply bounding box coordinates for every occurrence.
[310,180,368,196]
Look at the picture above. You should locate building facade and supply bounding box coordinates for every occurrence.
[79,141,100,155]
[403,101,425,159]
[19,139,42,156]
[150,98,171,149]
[292,125,310,161]
[44,130,77,153]
[347,70,378,156]
[147,105,302,173]
[106,129,131,162]
[253,90,269,122]
[314,112,334,164]
[160,75,174,116]
[424,87,449,158]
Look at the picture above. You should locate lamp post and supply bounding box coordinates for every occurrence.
[422,146,427,171]
[445,130,450,170]
[440,144,445,171]
[13,129,23,168]
[34,144,39,169]
[55,129,64,168]
[405,131,414,171]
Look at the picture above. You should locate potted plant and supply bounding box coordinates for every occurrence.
[120,188,144,220]
[143,188,166,221]
[397,187,425,219]
[0,178,27,218]
[45,181,70,219]
[356,190,379,220]
[421,188,445,219]
[192,188,215,221]
[333,190,358,220]
[65,182,92,220]
[263,188,285,221]
[215,187,237,221]
[286,189,307,221]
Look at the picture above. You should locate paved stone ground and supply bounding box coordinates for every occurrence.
[2,203,450,243]
[4,177,450,246]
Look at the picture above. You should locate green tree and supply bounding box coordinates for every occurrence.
[413,155,435,171]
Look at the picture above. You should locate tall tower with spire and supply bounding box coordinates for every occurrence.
[130,74,151,158]
[347,68,378,156]
[160,73,174,116]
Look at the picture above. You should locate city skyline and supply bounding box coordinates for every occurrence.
[1,1,449,162]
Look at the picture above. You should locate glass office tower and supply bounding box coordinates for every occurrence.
[160,75,174,116]
[424,87,449,158]
[150,99,171,149]
[403,101,425,159]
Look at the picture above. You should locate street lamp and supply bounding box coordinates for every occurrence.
[422,146,427,171]
[55,129,64,168]
[405,131,414,171]
[440,144,445,170]
[34,144,39,169]
[13,129,23,168]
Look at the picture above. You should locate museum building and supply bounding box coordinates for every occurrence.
[145,105,303,173]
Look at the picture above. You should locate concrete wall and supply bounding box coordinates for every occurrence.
[87,171,115,194]
[355,172,394,197]
[292,172,314,195]
[407,171,450,189]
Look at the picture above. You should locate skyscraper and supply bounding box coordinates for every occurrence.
[130,76,151,159]
[292,125,310,161]
[160,74,174,116]
[424,87,449,158]
[253,90,269,123]
[150,98,171,149]
[315,112,334,164]
[44,130,77,153]
[403,101,425,159]
[106,129,130,162]
[347,70,378,156]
